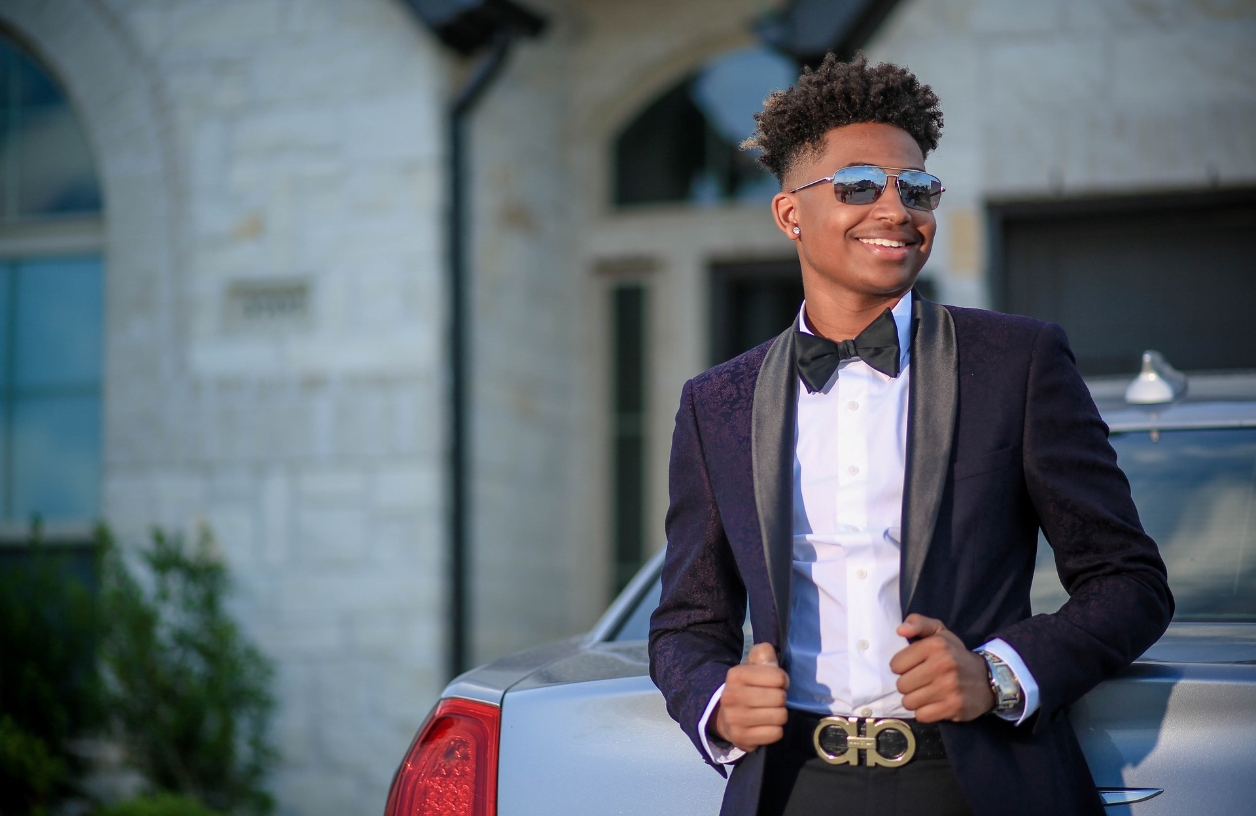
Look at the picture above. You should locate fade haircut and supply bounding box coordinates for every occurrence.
[741,54,944,186]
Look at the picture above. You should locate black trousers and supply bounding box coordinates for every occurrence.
[756,713,976,816]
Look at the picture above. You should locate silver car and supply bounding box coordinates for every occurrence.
[384,362,1256,815]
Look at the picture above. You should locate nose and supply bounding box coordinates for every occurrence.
[870,174,911,222]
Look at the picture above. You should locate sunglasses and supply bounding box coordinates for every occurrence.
[789,165,945,212]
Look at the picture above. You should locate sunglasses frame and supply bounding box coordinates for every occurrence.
[789,165,945,211]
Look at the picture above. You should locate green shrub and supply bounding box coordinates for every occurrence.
[96,793,226,816]
[0,524,105,814]
[101,527,276,816]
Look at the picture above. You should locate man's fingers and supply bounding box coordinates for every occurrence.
[889,638,932,675]
[732,725,785,752]
[723,684,787,710]
[722,701,789,727]
[747,642,778,667]
[896,613,945,641]
[893,660,938,696]
[908,701,955,724]
[728,662,789,689]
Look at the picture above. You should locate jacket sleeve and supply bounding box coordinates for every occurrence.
[648,379,747,771]
[994,322,1173,732]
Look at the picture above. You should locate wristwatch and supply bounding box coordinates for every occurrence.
[975,649,1024,717]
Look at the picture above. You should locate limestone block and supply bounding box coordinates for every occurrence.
[234,106,342,157]
[260,469,292,565]
[985,38,1107,112]
[298,468,367,503]
[969,0,1061,36]
[341,96,440,164]
[1112,23,1256,110]
[127,1,284,56]
[372,465,439,513]
[1214,104,1256,178]
[297,507,369,564]
[269,768,359,816]
[267,604,343,656]
[375,515,442,569]
[205,502,256,568]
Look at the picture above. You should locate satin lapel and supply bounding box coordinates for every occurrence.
[751,325,797,651]
[900,294,958,614]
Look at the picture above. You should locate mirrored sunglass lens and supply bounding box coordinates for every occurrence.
[896,172,942,211]
[831,167,886,205]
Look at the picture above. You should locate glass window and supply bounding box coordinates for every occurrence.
[0,257,103,522]
[611,284,648,595]
[0,35,102,221]
[614,46,798,207]
[1033,427,1256,621]
[710,260,804,366]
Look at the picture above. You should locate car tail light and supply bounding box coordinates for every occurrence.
[383,697,500,816]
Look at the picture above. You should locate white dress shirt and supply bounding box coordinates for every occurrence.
[698,293,1039,764]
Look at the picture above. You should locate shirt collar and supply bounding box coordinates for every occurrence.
[797,291,914,370]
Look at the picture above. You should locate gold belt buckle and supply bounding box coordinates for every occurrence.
[812,716,917,768]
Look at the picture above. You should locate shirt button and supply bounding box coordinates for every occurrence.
[856,569,867,580]
[857,639,869,651]
[847,465,860,476]
[860,707,873,717]
[847,401,859,411]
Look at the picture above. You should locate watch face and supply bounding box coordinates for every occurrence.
[992,664,1022,711]
[980,652,1022,713]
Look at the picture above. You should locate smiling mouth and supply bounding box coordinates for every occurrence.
[858,237,912,248]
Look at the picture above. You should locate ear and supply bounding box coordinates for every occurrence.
[772,192,800,241]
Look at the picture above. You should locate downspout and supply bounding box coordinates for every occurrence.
[447,30,514,679]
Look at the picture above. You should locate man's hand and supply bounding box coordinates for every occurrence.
[712,643,789,752]
[890,614,994,723]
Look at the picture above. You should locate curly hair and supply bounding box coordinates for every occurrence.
[741,54,944,185]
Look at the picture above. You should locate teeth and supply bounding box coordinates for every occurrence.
[860,238,907,247]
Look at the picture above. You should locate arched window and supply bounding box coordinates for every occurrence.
[0,34,103,524]
[613,46,798,207]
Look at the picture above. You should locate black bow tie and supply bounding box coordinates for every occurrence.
[794,308,902,393]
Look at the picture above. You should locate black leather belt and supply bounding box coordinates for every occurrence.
[787,710,947,767]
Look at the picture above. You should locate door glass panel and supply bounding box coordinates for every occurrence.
[13,257,103,389]
[710,260,804,366]
[11,395,100,521]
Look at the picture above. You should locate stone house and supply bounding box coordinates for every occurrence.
[0,0,1251,813]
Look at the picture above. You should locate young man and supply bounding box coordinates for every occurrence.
[648,56,1172,816]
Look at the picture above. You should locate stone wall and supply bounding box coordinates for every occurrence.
[866,0,1256,306]
[2,1,455,812]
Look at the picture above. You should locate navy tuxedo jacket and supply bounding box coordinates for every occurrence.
[648,294,1173,816]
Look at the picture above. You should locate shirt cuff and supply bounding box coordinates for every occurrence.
[697,683,747,765]
[979,638,1040,726]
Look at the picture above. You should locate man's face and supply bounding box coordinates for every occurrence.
[774,122,936,301]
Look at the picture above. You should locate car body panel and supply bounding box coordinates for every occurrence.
[1071,662,1256,814]
[443,636,585,706]
[497,675,726,816]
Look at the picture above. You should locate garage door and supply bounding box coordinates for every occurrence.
[995,189,1256,376]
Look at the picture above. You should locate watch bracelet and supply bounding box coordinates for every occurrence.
[977,649,1024,715]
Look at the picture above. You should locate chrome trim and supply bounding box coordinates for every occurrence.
[1098,787,1163,805]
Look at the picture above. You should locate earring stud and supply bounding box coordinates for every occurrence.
[792,226,801,235]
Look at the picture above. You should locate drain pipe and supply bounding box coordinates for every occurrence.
[446,30,513,679]
[402,0,547,681]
